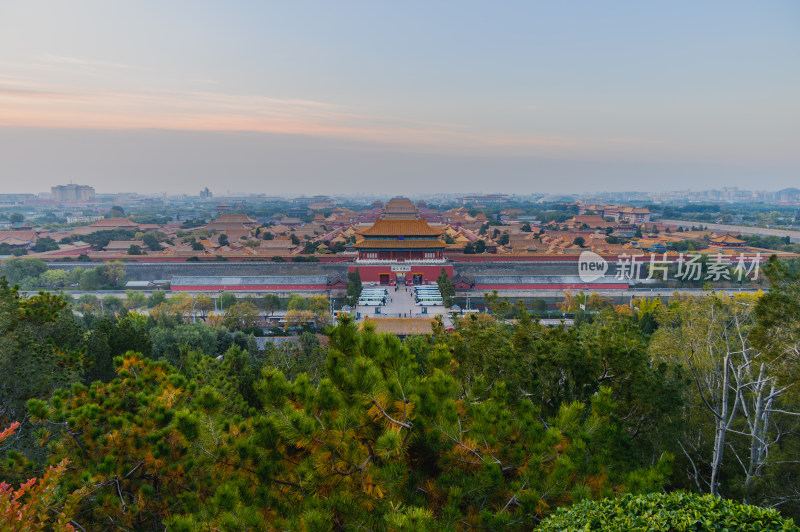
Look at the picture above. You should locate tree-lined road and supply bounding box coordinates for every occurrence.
[660,219,800,242]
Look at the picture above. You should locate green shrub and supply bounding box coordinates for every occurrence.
[538,492,798,531]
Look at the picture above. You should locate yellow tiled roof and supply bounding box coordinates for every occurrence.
[359,219,443,237]
[709,235,746,244]
[356,239,445,249]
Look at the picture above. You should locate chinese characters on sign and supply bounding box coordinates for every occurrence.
[614,253,761,282]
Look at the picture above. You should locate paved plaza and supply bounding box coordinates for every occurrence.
[356,285,449,319]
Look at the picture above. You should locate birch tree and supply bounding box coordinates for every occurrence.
[651,294,799,505]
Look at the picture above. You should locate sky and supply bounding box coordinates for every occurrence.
[0,1,798,195]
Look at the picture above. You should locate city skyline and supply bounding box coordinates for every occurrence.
[1,1,798,194]
[7,184,800,204]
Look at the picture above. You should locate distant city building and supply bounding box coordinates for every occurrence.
[200,187,213,199]
[308,199,335,211]
[460,194,510,204]
[0,194,36,204]
[292,195,331,205]
[577,203,651,223]
[213,195,272,204]
[66,215,103,224]
[777,188,800,203]
[51,184,95,202]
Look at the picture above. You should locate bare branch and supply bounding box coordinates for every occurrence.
[368,397,413,429]
[677,439,703,492]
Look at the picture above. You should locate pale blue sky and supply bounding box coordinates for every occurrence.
[0,1,797,194]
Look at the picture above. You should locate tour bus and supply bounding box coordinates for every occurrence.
[359,293,387,300]
[416,297,443,306]
[361,289,388,296]
[358,295,386,305]
[359,293,386,301]
[414,287,441,294]
[414,290,441,297]
[415,290,442,297]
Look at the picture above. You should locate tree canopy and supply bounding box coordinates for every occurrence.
[3,258,800,530]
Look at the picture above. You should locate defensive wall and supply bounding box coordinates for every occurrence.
[41,259,765,304]
[453,259,613,278]
[46,261,351,281]
[45,258,606,282]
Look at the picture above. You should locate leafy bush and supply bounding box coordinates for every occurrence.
[538,492,798,531]
[0,422,84,530]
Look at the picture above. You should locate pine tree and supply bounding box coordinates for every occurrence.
[27,315,676,530]
[437,268,455,307]
[346,268,363,306]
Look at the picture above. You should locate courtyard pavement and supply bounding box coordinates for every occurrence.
[356,285,449,320]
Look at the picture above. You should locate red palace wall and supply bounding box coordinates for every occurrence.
[171,284,328,291]
[474,283,628,291]
[349,264,453,284]
[446,255,585,263]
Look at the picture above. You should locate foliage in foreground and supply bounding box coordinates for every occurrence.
[538,491,798,531]
[3,257,800,529]
[28,316,672,530]
[0,422,83,531]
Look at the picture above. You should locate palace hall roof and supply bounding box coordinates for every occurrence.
[355,239,445,249]
[359,219,443,237]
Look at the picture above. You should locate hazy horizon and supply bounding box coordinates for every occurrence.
[2,1,798,194]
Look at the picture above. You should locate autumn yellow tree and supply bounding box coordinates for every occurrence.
[194,294,214,320]
[222,301,260,330]
[285,309,314,328]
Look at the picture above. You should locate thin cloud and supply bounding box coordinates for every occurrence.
[0,77,587,150]
[39,54,137,71]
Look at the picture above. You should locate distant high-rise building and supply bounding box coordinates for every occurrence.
[460,194,510,205]
[51,184,95,202]
[200,187,213,199]
[778,188,800,203]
